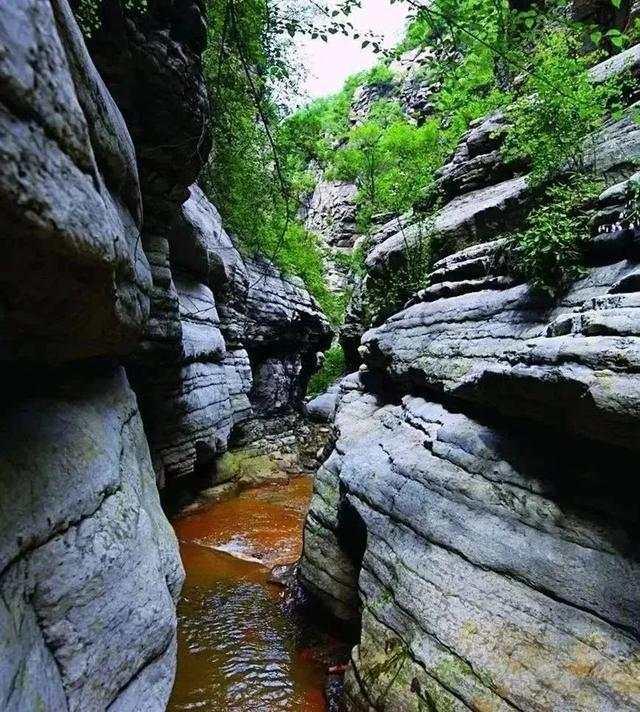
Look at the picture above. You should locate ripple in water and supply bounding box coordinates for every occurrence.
[169,477,330,712]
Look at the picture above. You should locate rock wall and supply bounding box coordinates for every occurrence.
[85,4,332,486]
[0,1,182,709]
[300,44,640,712]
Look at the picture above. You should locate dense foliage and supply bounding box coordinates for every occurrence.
[283,1,516,232]
[502,31,614,184]
[199,0,347,324]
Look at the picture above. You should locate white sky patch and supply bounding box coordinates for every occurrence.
[296,0,410,101]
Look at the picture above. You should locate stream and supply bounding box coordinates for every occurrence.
[168,476,341,712]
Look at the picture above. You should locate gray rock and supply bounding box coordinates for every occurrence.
[171,184,249,314]
[411,275,518,305]
[305,390,340,422]
[175,274,226,364]
[0,0,152,364]
[349,81,397,125]
[589,42,640,85]
[223,348,253,426]
[0,367,183,712]
[304,180,358,247]
[366,176,530,274]
[435,112,522,199]
[584,109,640,183]
[361,242,640,450]
[146,362,233,482]
[240,257,333,425]
[89,5,211,221]
[173,185,249,346]
[250,356,305,416]
[301,379,640,711]
[300,42,640,712]
[244,257,332,349]
[366,101,640,277]
[340,277,368,370]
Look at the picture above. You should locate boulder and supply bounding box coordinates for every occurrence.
[305,389,340,423]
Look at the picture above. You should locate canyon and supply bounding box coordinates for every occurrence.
[2,0,640,711]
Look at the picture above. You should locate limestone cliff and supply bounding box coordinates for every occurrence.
[300,43,640,712]
[0,2,181,708]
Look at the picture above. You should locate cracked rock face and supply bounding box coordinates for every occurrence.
[300,173,640,712]
[301,374,640,711]
[0,367,184,712]
[300,47,640,712]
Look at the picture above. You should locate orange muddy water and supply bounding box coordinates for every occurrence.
[168,476,332,712]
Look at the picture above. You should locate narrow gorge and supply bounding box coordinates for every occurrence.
[2,0,640,711]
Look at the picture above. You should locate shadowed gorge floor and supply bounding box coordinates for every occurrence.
[168,477,335,712]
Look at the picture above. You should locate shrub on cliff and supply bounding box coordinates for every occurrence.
[307,345,346,396]
[505,175,603,293]
[363,218,435,326]
[503,31,614,184]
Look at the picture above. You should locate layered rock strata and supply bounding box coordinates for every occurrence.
[302,371,640,711]
[0,2,182,708]
[301,43,640,712]
[365,45,640,277]
[301,184,640,708]
[86,6,331,485]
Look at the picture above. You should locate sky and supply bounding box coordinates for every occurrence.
[296,0,410,100]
